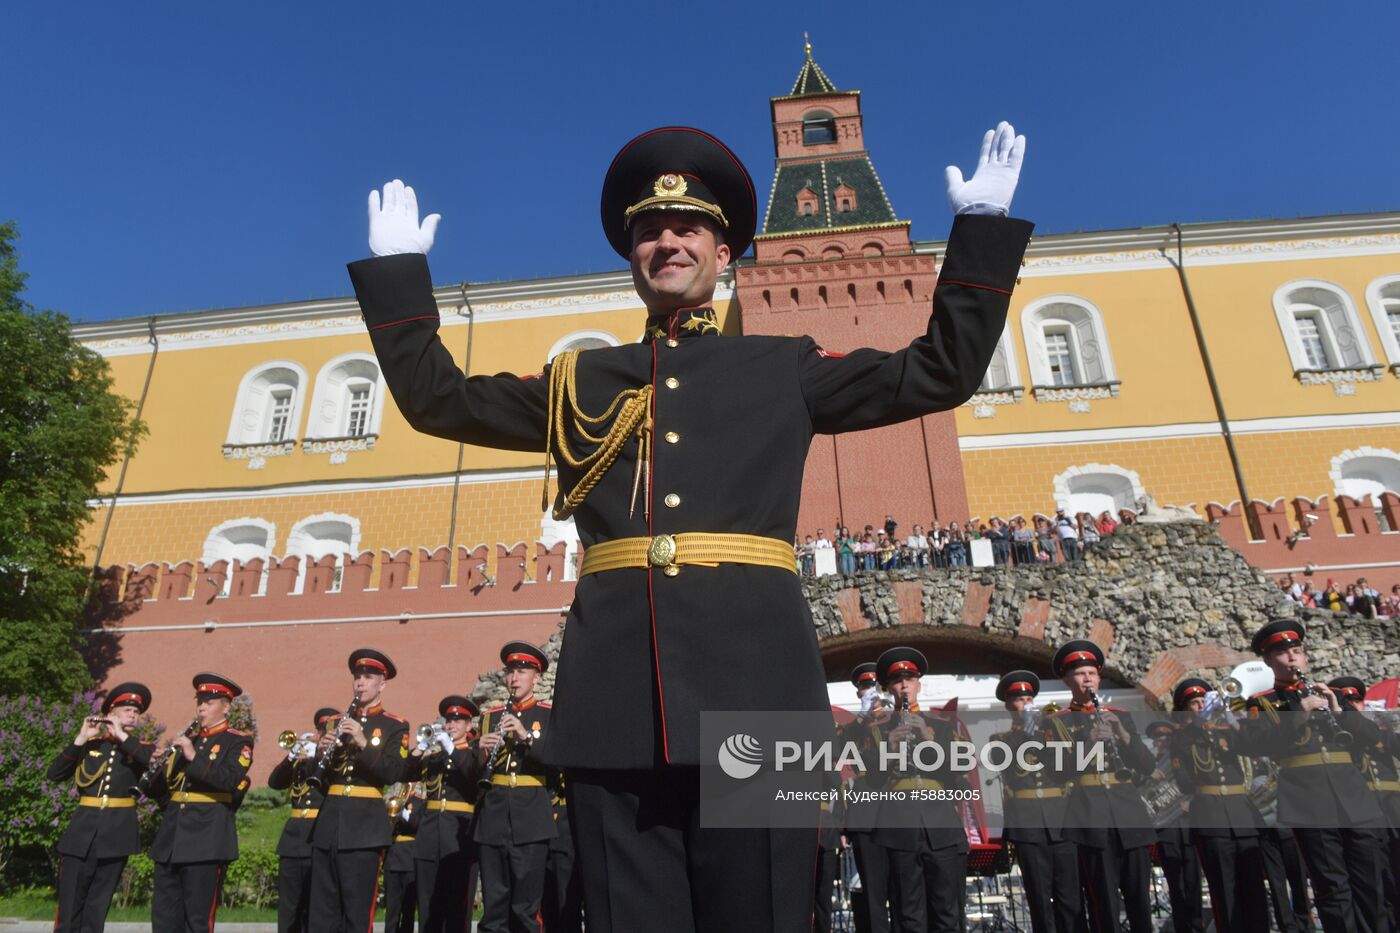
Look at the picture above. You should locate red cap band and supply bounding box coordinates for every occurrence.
[1062,650,1098,670]
[1183,686,1206,698]
[109,692,142,707]
[196,683,233,698]
[1341,688,1361,699]
[445,705,473,717]
[886,660,920,677]
[354,658,388,673]
[1008,681,1034,695]
[855,672,878,684]
[506,653,542,670]
[1263,630,1301,649]
[316,712,338,724]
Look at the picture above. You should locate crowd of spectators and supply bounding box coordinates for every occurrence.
[1278,573,1400,618]
[795,509,1140,576]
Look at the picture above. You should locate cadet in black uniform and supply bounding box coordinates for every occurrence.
[1243,620,1389,933]
[148,673,254,933]
[813,707,848,933]
[543,772,582,933]
[844,663,897,933]
[308,648,410,933]
[349,121,1031,933]
[384,784,424,933]
[475,642,556,933]
[1051,640,1155,933]
[408,696,483,933]
[864,647,969,933]
[1167,678,1268,932]
[1144,720,1204,933]
[267,707,337,933]
[47,682,154,933]
[992,671,1080,933]
[1330,676,1400,921]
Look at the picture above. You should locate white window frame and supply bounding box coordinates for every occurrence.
[306,353,386,440]
[1020,296,1118,389]
[226,361,308,446]
[1364,274,1400,370]
[1330,446,1400,532]
[1272,279,1376,374]
[201,518,275,596]
[977,322,1022,394]
[547,330,621,361]
[1052,463,1146,516]
[286,513,361,594]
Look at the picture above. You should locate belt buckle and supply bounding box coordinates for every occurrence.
[510,773,518,788]
[1035,788,1044,799]
[342,784,352,797]
[100,795,109,810]
[647,534,678,574]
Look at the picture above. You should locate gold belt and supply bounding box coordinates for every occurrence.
[1196,784,1248,796]
[291,808,320,819]
[579,533,797,577]
[890,777,944,791]
[172,791,231,804]
[1369,780,1400,793]
[78,795,135,809]
[1011,787,1065,799]
[1280,751,1354,769]
[490,773,547,788]
[394,834,415,843]
[327,784,385,799]
[1078,773,1125,787]
[426,799,475,813]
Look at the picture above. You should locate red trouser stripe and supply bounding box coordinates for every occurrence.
[208,863,225,933]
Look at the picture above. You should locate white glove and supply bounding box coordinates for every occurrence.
[860,690,877,714]
[436,732,455,755]
[368,179,441,256]
[944,121,1026,216]
[415,735,431,754]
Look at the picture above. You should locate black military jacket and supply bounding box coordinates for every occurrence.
[1367,729,1400,827]
[1054,704,1156,850]
[48,734,153,858]
[267,753,326,858]
[862,708,969,854]
[386,791,424,873]
[473,699,557,846]
[349,214,1033,768]
[1243,686,1385,828]
[1169,720,1264,837]
[309,704,410,851]
[148,723,254,864]
[406,738,481,860]
[993,724,1074,845]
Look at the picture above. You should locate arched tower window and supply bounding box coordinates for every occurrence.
[226,361,308,447]
[307,354,385,440]
[802,110,836,145]
[795,186,820,217]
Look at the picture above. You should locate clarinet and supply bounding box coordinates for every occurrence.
[1292,666,1354,748]
[478,698,517,789]
[1088,690,1136,782]
[135,719,199,800]
[306,693,361,793]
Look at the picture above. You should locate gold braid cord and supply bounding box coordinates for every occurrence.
[543,350,653,521]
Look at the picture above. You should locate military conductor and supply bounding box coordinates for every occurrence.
[349,121,1031,932]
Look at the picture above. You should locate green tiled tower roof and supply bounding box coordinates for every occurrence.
[761,157,898,236]
[788,34,838,97]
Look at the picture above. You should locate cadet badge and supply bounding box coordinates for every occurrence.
[209,743,221,760]
[371,727,382,747]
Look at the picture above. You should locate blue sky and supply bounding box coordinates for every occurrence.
[6,2,1397,322]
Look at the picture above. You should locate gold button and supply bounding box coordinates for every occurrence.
[665,338,679,348]
[663,565,680,577]
[664,494,681,508]
[665,431,680,444]
[664,377,679,389]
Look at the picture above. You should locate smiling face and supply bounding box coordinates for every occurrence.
[629,212,730,314]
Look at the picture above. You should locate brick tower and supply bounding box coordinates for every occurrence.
[734,40,970,537]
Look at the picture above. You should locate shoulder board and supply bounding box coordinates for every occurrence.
[381,712,408,723]
[537,702,552,710]
[815,347,847,360]
[226,728,252,737]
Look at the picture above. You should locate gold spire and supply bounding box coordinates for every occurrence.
[804,32,812,60]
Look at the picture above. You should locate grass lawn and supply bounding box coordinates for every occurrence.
[0,887,278,922]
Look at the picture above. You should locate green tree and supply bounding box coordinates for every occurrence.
[0,222,144,698]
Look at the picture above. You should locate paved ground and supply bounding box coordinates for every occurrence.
[0,925,481,933]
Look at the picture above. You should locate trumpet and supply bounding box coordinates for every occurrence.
[278,730,298,750]
[1292,666,1353,749]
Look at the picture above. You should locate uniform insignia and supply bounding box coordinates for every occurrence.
[209,743,221,760]
[680,308,721,335]
[654,173,687,197]
[238,745,252,767]
[399,744,408,758]
[88,750,103,757]
[371,727,382,746]
[816,347,847,359]
[371,736,381,746]
[238,777,249,791]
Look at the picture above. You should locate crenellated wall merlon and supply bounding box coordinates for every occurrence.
[1205,492,1400,575]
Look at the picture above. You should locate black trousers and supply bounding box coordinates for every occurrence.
[308,846,385,933]
[543,835,582,933]
[567,766,818,933]
[813,844,841,933]
[1194,834,1268,932]
[277,855,312,933]
[477,840,548,933]
[849,832,895,933]
[151,861,225,933]
[888,843,967,933]
[1077,840,1151,933]
[1260,828,1314,933]
[1157,838,1204,932]
[1013,838,1081,933]
[1294,826,1390,933]
[417,851,477,933]
[384,866,416,933]
[55,851,127,933]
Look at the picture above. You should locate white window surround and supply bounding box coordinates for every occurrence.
[201,518,275,596]
[1272,279,1379,378]
[225,361,308,448]
[1363,275,1400,370]
[286,513,361,594]
[1052,464,1146,516]
[967,323,1023,418]
[1020,296,1119,401]
[1330,447,1400,503]
[547,330,621,361]
[305,353,386,440]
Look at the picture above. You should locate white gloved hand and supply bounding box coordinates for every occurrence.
[436,732,455,755]
[368,179,441,256]
[944,121,1026,216]
[415,735,431,754]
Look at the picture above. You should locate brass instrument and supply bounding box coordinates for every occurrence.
[1291,666,1353,749]
[135,719,199,800]
[479,699,517,789]
[278,730,298,750]
[1087,690,1136,782]
[385,782,413,819]
[307,693,361,793]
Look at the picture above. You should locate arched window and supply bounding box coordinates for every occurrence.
[834,182,857,213]
[1364,275,1400,370]
[1272,280,1376,374]
[225,361,308,449]
[202,519,274,595]
[286,514,360,594]
[802,110,836,145]
[547,330,620,361]
[795,186,820,217]
[1331,447,1400,530]
[978,323,1021,393]
[306,354,385,440]
[1021,297,1119,400]
[1053,464,1145,517]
